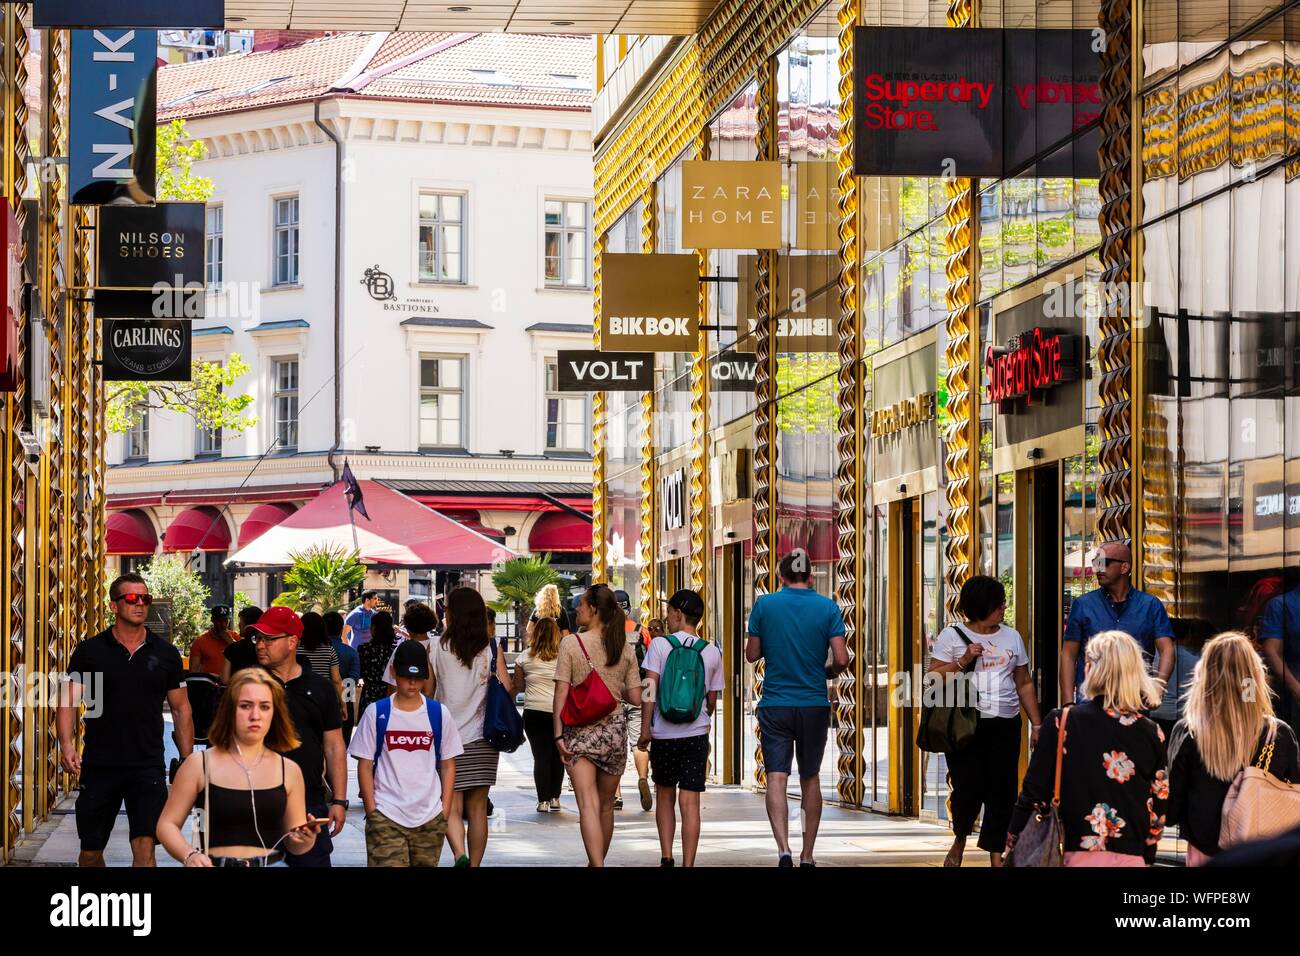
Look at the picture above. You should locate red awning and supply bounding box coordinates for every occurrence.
[438,510,505,541]
[528,511,592,553]
[238,502,298,550]
[164,506,232,553]
[227,479,519,568]
[409,493,591,514]
[107,509,157,556]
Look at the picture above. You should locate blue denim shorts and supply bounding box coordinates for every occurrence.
[757,706,830,779]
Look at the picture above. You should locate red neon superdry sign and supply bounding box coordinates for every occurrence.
[860,73,997,131]
[985,327,1081,412]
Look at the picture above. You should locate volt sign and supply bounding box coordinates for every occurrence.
[555,350,653,392]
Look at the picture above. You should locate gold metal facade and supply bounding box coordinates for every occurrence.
[1,11,106,862]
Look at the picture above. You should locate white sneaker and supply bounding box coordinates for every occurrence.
[536,801,548,813]
[548,798,561,811]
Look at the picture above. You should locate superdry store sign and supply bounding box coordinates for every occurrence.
[986,327,1082,412]
[853,27,1100,178]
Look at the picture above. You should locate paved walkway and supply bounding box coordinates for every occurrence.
[13,747,971,867]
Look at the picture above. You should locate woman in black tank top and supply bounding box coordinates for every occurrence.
[157,670,327,866]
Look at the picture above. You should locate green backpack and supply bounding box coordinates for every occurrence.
[657,635,710,724]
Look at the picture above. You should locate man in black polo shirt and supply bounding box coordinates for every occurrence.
[251,605,347,867]
[57,573,194,867]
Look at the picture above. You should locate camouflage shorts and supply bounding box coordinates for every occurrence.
[365,810,448,867]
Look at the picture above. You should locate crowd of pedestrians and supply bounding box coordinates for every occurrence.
[55,547,1300,868]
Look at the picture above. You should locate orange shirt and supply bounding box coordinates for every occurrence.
[190,629,233,677]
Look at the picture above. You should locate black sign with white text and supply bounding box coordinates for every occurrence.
[95,288,206,320]
[36,0,225,28]
[556,350,653,392]
[97,203,205,290]
[102,319,191,382]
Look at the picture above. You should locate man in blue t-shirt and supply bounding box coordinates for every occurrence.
[1059,541,1175,705]
[344,590,379,647]
[325,611,361,745]
[745,549,848,868]
[1259,582,1300,733]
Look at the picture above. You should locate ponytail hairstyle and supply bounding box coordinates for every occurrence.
[580,584,626,668]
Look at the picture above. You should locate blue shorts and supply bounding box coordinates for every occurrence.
[757,706,830,779]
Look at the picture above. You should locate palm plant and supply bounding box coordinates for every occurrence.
[489,554,562,641]
[272,545,366,613]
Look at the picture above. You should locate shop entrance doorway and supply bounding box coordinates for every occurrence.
[1027,463,1062,714]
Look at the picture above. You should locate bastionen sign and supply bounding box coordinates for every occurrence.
[556,350,654,392]
[97,202,205,290]
[600,253,700,353]
[102,320,192,382]
[36,0,225,29]
[985,327,1083,412]
[70,29,157,205]
[682,161,783,250]
[853,27,1100,178]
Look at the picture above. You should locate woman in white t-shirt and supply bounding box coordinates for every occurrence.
[928,574,1042,868]
[430,586,510,867]
[511,616,563,812]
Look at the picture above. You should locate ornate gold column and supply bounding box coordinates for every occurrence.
[751,57,778,790]
[688,127,711,627]
[591,232,608,583]
[1096,0,1136,546]
[941,0,980,622]
[833,0,864,807]
[638,183,657,621]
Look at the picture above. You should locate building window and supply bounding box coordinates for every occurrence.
[544,200,590,288]
[196,383,222,457]
[273,358,298,451]
[273,195,299,286]
[419,355,464,449]
[206,204,223,288]
[126,410,149,461]
[545,358,588,452]
[418,193,465,283]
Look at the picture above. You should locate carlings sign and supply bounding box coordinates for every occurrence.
[102,319,191,382]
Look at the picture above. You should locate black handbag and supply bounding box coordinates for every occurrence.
[915,625,981,754]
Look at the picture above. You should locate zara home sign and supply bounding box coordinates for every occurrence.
[600,253,700,352]
[682,161,783,250]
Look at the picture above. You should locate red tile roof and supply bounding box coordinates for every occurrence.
[157,31,592,120]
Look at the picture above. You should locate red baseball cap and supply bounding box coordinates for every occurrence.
[249,605,304,639]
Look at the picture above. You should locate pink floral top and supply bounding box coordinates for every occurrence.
[1007,697,1168,864]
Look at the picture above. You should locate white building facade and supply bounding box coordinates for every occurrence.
[106,32,596,608]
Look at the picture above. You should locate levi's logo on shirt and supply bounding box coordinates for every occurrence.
[385,730,433,753]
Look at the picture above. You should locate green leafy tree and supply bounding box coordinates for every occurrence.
[139,555,211,655]
[272,546,367,614]
[489,555,562,640]
[104,119,257,437]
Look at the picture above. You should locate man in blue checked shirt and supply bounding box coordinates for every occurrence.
[1058,541,1175,705]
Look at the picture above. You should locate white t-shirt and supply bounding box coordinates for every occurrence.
[930,624,1028,718]
[347,697,464,829]
[430,640,491,745]
[515,649,558,713]
[643,631,725,740]
[382,635,432,686]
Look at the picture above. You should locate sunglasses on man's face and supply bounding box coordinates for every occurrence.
[1092,556,1124,570]
[249,632,290,644]
[112,592,153,606]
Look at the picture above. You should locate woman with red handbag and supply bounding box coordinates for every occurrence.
[553,584,644,866]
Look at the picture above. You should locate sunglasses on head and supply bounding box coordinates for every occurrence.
[112,592,153,606]
[249,632,290,644]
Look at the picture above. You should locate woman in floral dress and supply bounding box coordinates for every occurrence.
[1006,630,1168,866]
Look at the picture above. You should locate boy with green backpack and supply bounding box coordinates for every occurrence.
[636,588,724,866]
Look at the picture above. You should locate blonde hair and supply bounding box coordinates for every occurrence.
[529,617,562,662]
[208,669,300,753]
[1183,631,1275,782]
[1080,630,1162,712]
[534,584,562,622]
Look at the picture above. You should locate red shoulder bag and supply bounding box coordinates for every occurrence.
[560,634,618,727]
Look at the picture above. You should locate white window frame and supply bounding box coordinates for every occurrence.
[206,203,224,289]
[417,191,468,285]
[543,356,590,453]
[195,378,222,458]
[272,194,300,287]
[417,353,466,450]
[272,356,299,452]
[126,409,149,461]
[543,198,592,289]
